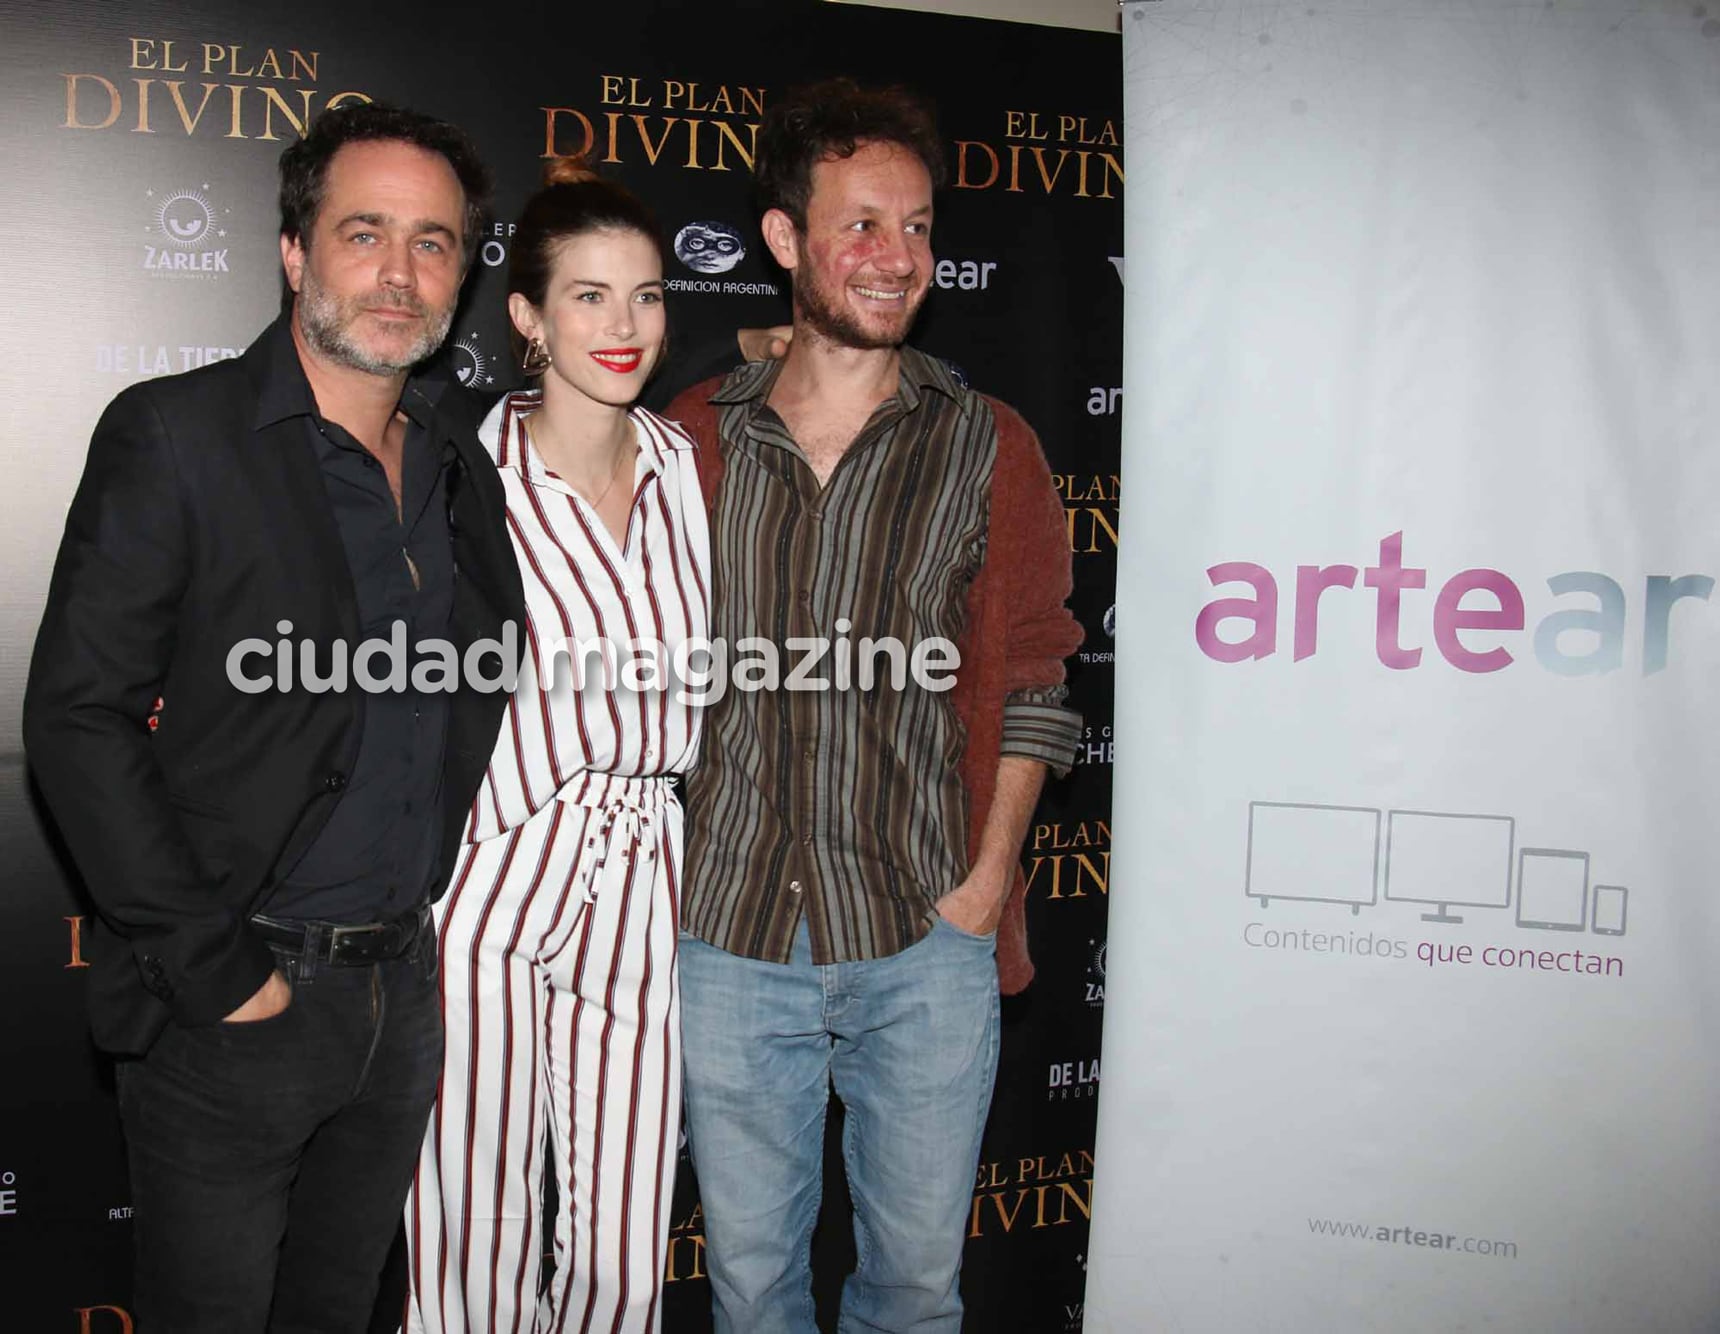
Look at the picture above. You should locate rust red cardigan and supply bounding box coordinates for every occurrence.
[668,378,1083,994]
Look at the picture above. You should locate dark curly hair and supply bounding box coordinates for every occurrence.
[754,78,946,229]
[277,101,492,267]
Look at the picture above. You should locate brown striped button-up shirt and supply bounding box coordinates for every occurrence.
[681,348,1081,965]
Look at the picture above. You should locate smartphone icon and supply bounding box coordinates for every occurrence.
[1592,884,1628,937]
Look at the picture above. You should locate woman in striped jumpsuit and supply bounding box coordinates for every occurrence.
[407,159,709,1334]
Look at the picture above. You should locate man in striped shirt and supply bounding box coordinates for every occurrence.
[669,79,1083,1333]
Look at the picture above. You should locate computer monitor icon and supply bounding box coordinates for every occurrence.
[1383,810,1515,924]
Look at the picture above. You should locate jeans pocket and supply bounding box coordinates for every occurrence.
[206,980,298,1039]
[933,913,998,946]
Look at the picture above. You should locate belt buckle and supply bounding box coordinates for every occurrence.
[326,921,377,965]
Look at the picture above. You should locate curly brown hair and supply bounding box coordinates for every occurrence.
[754,78,946,229]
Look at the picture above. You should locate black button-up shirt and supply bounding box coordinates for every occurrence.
[255,320,455,923]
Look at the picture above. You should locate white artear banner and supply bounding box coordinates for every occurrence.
[1091,2,1720,1330]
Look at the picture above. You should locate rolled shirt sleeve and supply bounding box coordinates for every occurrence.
[1001,684,1084,776]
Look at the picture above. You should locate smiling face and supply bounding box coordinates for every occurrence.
[765,139,934,351]
[281,139,467,377]
[508,227,666,409]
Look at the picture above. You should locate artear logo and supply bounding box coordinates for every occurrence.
[931,258,997,291]
[674,220,745,274]
[142,183,230,277]
[452,331,495,391]
[1196,531,1713,676]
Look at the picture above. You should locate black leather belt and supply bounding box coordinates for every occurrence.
[251,905,431,966]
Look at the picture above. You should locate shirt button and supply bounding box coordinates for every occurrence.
[797,590,811,605]
[801,831,813,846]
[323,770,347,793]
[789,880,803,894]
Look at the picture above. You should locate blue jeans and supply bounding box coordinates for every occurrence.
[679,916,1001,1334]
[116,934,442,1333]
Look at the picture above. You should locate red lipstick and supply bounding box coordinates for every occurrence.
[591,347,644,373]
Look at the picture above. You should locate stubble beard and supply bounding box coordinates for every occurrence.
[793,252,921,352]
[296,262,454,376]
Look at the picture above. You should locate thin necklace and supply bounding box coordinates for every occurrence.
[526,416,632,508]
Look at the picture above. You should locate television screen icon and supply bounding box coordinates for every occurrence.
[1516,848,1589,931]
[1383,810,1515,925]
[1591,884,1628,937]
[1245,802,1380,914]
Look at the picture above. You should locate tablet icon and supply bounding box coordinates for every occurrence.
[1515,849,1588,931]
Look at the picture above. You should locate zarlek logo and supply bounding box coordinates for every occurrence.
[1084,938,1106,1007]
[142,183,230,277]
[451,331,495,391]
[1196,531,1712,675]
[674,221,745,275]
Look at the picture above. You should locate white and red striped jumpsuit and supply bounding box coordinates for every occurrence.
[406,389,709,1334]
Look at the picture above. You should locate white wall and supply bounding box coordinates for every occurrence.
[830,0,1119,34]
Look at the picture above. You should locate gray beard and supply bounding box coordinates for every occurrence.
[297,270,453,376]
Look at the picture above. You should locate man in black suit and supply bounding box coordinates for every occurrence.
[23,103,522,1333]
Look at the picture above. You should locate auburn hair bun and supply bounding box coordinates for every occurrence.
[542,154,600,188]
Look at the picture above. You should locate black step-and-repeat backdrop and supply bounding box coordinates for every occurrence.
[0,1,1120,1328]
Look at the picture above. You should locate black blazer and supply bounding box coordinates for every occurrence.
[22,318,524,1055]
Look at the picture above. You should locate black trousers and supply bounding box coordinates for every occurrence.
[116,933,442,1334]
